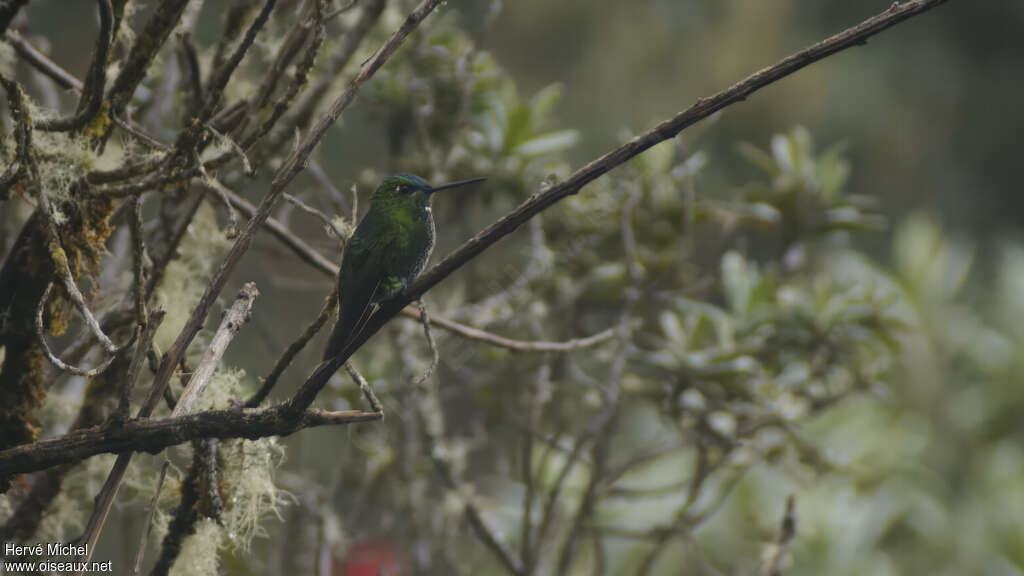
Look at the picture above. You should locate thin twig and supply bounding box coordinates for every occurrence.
[520,358,551,571]
[34,192,129,356]
[224,186,339,271]
[412,300,440,387]
[112,111,171,151]
[767,496,797,576]
[114,310,165,422]
[209,0,257,78]
[634,443,710,575]
[344,361,383,414]
[283,192,346,242]
[73,450,127,568]
[194,156,241,237]
[150,445,201,576]
[144,192,206,298]
[309,160,351,215]
[5,31,84,91]
[250,0,318,112]
[409,307,616,352]
[280,0,384,141]
[129,195,149,326]
[245,288,337,407]
[130,460,169,576]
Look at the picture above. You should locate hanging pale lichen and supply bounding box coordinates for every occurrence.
[153,202,233,356]
[169,518,223,576]
[162,369,291,573]
[205,370,291,552]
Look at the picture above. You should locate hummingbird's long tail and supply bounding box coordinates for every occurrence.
[322,298,378,361]
[322,318,350,362]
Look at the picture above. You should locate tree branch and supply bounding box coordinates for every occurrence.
[245,288,336,408]
[0,406,381,477]
[4,31,84,91]
[106,0,192,118]
[173,282,258,416]
[35,0,112,132]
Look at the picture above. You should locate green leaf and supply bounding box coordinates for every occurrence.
[736,141,779,175]
[513,129,580,157]
[528,83,565,128]
[722,251,755,316]
[817,141,851,200]
[659,311,688,350]
[671,151,708,180]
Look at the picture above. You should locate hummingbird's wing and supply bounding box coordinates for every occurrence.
[322,232,387,361]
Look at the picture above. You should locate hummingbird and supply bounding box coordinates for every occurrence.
[322,173,486,361]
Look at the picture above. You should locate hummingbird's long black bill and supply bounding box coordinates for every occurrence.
[427,177,486,194]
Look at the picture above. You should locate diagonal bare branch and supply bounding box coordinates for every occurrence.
[5,31,84,91]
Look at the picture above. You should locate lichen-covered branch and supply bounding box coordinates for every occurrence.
[106,0,192,120]
[0,406,382,477]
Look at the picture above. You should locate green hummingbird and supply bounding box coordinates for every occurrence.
[322,173,486,361]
